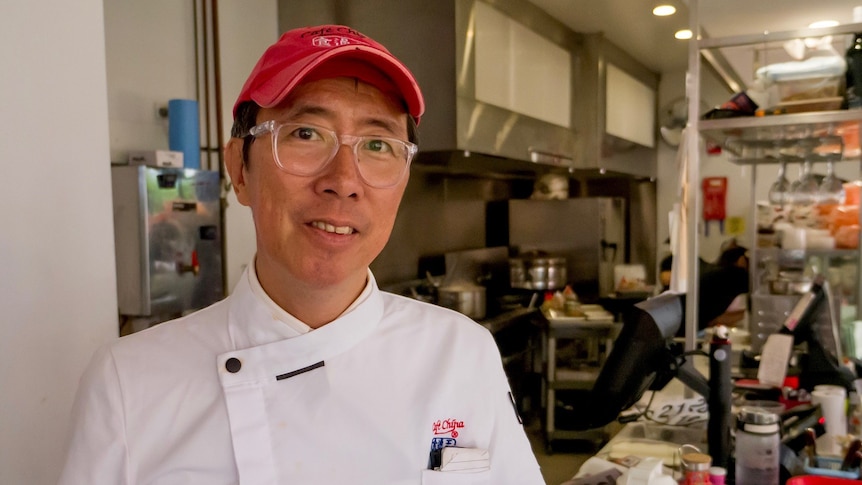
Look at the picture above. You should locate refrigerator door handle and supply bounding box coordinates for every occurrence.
[600,239,617,263]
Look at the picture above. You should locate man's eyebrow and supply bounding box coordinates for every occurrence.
[286,104,404,136]
[360,117,403,135]
[285,104,331,119]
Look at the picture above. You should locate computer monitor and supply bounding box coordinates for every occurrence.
[781,276,854,391]
[565,292,686,430]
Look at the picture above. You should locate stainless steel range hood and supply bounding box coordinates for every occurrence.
[278,0,657,178]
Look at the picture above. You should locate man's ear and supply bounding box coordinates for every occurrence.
[224,138,250,206]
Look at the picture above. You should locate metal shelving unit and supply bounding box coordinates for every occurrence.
[541,314,619,452]
[685,1,862,353]
[700,110,862,158]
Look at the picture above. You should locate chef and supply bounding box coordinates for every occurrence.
[58,24,545,484]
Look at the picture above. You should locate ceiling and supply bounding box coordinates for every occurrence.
[528,0,861,78]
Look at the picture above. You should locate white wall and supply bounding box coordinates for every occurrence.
[656,66,744,266]
[103,1,197,163]
[217,1,278,290]
[0,1,275,483]
[0,2,118,484]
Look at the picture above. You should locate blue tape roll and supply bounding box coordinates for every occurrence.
[168,99,200,169]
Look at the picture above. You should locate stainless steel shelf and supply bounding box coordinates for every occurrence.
[699,110,862,161]
[753,247,860,260]
[698,23,862,50]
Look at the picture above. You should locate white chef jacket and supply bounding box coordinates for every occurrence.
[58,268,544,485]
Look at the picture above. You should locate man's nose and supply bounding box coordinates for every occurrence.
[316,142,364,196]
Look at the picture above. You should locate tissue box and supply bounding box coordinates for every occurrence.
[128,150,184,168]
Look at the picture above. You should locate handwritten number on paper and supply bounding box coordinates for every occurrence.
[645,397,707,425]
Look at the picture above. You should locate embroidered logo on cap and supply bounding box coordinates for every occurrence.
[301,26,367,45]
[432,418,465,438]
[312,36,353,48]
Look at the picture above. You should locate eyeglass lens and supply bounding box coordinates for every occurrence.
[273,124,410,187]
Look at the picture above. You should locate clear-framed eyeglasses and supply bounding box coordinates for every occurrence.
[245,121,418,188]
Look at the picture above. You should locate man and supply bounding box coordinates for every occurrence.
[665,242,749,335]
[58,25,544,484]
[698,244,749,329]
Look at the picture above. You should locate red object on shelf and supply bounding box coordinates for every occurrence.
[786,476,862,484]
[785,376,800,389]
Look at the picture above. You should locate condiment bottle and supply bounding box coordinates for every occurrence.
[680,450,711,485]
[708,466,726,485]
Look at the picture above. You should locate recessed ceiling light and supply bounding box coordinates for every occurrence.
[653,5,676,16]
[809,20,839,29]
[675,29,693,40]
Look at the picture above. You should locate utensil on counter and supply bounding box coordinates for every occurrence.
[841,438,862,471]
[804,427,818,468]
[767,270,812,295]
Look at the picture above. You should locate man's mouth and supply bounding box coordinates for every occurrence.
[311,221,355,235]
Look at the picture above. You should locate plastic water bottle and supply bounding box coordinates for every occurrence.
[734,407,780,485]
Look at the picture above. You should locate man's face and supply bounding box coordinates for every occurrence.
[226,77,410,293]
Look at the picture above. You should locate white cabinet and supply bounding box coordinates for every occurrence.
[606,63,655,148]
[474,1,572,128]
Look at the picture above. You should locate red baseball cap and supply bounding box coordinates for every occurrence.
[233,25,425,124]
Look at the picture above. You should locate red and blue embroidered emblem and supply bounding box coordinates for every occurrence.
[432,418,465,438]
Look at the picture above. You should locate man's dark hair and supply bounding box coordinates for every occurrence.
[230,99,419,166]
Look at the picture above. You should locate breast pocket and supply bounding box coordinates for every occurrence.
[421,469,491,485]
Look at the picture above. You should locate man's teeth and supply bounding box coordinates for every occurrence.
[312,221,354,235]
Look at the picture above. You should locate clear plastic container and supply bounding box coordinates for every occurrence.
[735,407,780,485]
[776,75,842,102]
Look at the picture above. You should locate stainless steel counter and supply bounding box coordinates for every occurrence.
[478,306,540,334]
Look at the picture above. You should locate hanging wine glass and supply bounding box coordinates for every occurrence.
[818,135,845,206]
[768,161,790,206]
[776,139,803,218]
[789,140,820,227]
[820,160,845,203]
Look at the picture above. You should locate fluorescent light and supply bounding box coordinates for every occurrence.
[653,4,676,16]
[809,20,839,29]
[675,29,693,40]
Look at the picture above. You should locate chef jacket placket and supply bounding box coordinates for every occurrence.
[218,281,384,483]
[218,347,280,485]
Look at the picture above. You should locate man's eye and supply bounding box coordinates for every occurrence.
[364,139,393,153]
[292,127,321,141]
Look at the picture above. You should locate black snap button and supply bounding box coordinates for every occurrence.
[225,357,242,373]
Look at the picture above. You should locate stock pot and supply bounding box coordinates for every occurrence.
[437,283,487,320]
[509,255,567,290]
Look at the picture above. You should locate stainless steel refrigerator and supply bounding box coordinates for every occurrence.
[488,198,626,299]
[111,165,224,318]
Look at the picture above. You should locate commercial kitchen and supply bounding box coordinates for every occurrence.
[6,0,862,484]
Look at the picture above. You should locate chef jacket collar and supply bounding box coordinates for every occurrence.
[234,258,376,348]
[224,267,385,378]
[247,257,374,333]
[247,260,311,336]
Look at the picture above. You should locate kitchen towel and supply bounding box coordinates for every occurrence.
[168,99,200,169]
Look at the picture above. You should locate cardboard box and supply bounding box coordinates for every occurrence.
[128,150,184,168]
